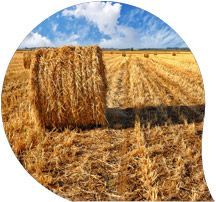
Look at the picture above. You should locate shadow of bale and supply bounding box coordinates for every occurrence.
[105,105,205,129]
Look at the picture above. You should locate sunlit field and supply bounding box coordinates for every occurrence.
[2,50,211,201]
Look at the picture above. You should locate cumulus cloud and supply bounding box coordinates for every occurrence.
[19,31,79,48]
[20,2,186,49]
[100,26,141,49]
[62,2,186,49]
[103,15,186,48]
[19,32,53,48]
[54,33,79,46]
[62,2,121,36]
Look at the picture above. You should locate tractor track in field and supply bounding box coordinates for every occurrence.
[150,58,203,90]
[144,59,203,105]
[107,57,131,108]
[138,58,204,120]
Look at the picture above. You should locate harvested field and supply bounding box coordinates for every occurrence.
[1,49,212,201]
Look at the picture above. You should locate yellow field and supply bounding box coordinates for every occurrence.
[1,50,212,200]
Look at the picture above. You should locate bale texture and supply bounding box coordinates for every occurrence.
[23,51,32,69]
[30,46,107,129]
[144,53,149,58]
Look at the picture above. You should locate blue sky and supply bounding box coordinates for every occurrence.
[19,1,187,49]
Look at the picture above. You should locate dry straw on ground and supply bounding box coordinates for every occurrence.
[2,50,212,201]
[30,46,107,130]
[128,58,154,108]
[23,51,32,69]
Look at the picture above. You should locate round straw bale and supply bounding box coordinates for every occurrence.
[122,52,126,57]
[23,51,32,69]
[30,46,107,129]
[144,53,149,58]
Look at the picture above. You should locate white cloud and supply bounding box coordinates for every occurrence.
[62,2,186,49]
[51,23,58,32]
[54,33,79,46]
[100,12,186,49]
[20,2,186,49]
[100,26,141,49]
[19,32,53,48]
[19,31,80,48]
[140,26,186,48]
[62,2,121,36]
[100,25,186,49]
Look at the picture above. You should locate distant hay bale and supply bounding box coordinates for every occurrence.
[23,51,32,69]
[154,52,157,56]
[30,46,107,129]
[144,53,149,58]
[172,52,176,56]
[122,52,126,57]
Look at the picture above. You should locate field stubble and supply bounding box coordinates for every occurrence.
[1,50,212,200]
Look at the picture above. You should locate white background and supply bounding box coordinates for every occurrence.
[0,0,216,201]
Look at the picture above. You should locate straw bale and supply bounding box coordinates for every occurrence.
[23,51,32,69]
[30,46,107,129]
